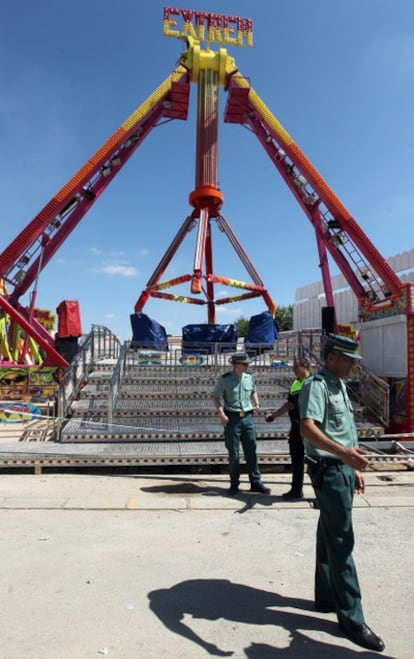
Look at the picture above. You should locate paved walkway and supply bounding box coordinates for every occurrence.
[0,469,412,658]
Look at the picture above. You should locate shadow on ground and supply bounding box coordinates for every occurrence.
[148,579,391,658]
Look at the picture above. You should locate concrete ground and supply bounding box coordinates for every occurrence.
[0,468,412,659]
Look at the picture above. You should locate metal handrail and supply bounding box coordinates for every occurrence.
[89,324,121,365]
[288,338,390,427]
[107,342,128,424]
[55,327,390,434]
[57,325,120,437]
[357,364,390,427]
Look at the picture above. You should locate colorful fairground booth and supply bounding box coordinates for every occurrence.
[0,294,81,408]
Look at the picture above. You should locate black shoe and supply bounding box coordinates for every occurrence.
[282,489,304,500]
[250,483,271,495]
[227,485,239,495]
[339,623,385,652]
[315,601,336,613]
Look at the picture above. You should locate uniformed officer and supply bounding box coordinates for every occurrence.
[299,334,385,652]
[266,356,311,499]
[212,352,270,495]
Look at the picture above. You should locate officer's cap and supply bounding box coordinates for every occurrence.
[325,334,362,360]
[230,352,250,365]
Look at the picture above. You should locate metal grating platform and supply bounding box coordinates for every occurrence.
[0,438,413,471]
[60,415,384,443]
[119,383,287,397]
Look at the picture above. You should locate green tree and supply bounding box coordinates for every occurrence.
[235,307,293,337]
[275,305,293,331]
[235,316,249,337]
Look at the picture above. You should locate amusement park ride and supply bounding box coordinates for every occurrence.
[0,7,413,431]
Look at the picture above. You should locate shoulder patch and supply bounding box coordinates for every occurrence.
[222,371,233,378]
[311,373,324,382]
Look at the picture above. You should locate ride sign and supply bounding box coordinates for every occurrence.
[163,7,253,47]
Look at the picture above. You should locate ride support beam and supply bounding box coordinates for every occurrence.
[406,285,414,432]
[310,206,336,310]
[192,207,209,294]
[135,42,276,320]
[0,295,67,366]
[224,71,404,305]
[195,68,219,188]
[0,67,190,296]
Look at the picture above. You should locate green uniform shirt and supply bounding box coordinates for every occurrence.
[213,370,256,412]
[299,366,358,459]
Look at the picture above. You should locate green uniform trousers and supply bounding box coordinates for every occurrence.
[308,460,365,629]
[224,413,261,487]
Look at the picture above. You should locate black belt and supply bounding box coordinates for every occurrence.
[224,409,253,418]
[305,456,344,489]
[305,456,343,467]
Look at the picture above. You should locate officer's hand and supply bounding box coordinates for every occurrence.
[341,447,369,471]
[217,410,228,426]
[265,412,274,423]
[354,470,366,494]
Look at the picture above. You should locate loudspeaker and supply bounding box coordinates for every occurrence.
[321,306,336,335]
[55,336,79,363]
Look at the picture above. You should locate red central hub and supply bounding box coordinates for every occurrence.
[189,185,224,209]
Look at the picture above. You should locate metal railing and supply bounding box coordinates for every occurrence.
[127,340,283,368]
[58,329,390,431]
[89,324,121,364]
[107,342,128,424]
[57,325,121,436]
[358,365,390,427]
[285,334,390,428]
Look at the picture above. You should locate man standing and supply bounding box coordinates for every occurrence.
[212,352,270,496]
[299,334,385,652]
[266,357,310,499]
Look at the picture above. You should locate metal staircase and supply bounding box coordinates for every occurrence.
[54,345,386,471]
[0,327,402,472]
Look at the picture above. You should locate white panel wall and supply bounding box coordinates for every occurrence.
[358,315,407,377]
[294,250,414,331]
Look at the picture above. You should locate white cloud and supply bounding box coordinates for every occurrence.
[109,250,126,257]
[216,306,241,316]
[56,257,83,266]
[99,264,138,277]
[216,288,231,299]
[88,247,140,277]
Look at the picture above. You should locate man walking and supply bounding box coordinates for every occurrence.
[299,334,385,652]
[212,352,270,496]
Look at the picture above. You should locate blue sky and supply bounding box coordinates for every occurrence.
[1,0,413,340]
